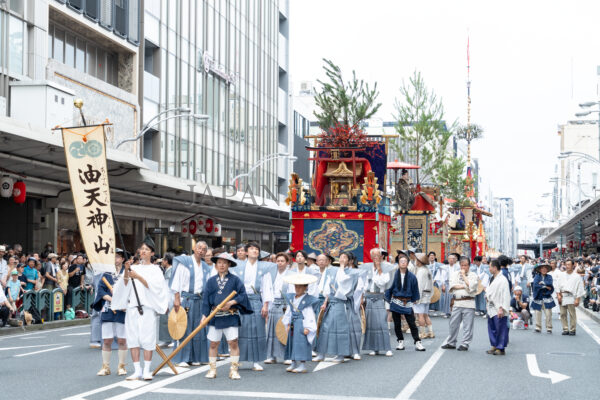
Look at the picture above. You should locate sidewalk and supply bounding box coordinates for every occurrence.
[578,305,600,324]
[0,318,90,336]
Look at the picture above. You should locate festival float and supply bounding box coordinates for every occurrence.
[286,124,391,263]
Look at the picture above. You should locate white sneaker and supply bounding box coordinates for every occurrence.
[352,353,361,360]
[385,350,393,357]
[415,341,426,351]
[177,362,190,367]
[368,351,377,356]
[252,363,263,371]
[283,359,292,365]
[396,340,405,350]
[312,354,324,362]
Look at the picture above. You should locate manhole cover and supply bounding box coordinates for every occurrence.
[547,352,585,356]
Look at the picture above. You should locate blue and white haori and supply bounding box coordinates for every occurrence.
[169,255,213,364]
[359,262,395,352]
[231,259,275,362]
[266,267,292,361]
[531,273,556,311]
[316,266,363,357]
[283,293,318,362]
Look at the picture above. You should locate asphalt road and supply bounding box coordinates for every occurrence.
[1,309,599,400]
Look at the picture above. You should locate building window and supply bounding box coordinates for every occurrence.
[48,23,119,87]
[8,15,24,76]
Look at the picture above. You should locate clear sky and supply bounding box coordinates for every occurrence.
[289,0,600,243]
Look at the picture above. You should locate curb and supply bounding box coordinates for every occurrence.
[0,318,90,336]
[578,306,600,325]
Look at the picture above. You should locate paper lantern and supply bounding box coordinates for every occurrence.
[188,220,197,235]
[13,180,26,204]
[205,218,214,233]
[0,176,13,198]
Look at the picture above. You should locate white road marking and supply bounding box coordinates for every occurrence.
[395,347,444,400]
[0,343,67,351]
[14,345,71,357]
[154,388,391,400]
[62,380,148,400]
[313,361,337,372]
[63,361,228,400]
[526,354,570,384]
[576,311,600,346]
[155,366,189,375]
[19,336,46,340]
[61,333,90,336]
[0,325,87,340]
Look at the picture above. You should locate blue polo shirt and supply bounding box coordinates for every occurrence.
[23,266,38,291]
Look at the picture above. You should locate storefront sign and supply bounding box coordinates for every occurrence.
[61,124,116,274]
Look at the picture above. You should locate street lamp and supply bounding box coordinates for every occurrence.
[576,101,600,162]
[231,153,298,186]
[116,107,210,160]
[558,151,600,165]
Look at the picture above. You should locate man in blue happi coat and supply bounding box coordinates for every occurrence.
[169,241,212,366]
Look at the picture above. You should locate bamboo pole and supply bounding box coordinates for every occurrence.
[102,277,178,375]
[152,290,237,376]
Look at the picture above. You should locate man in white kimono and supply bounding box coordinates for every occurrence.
[549,259,563,315]
[557,259,585,335]
[111,237,169,381]
[486,258,511,355]
[447,253,461,274]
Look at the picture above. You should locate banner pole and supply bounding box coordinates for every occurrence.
[152,290,237,376]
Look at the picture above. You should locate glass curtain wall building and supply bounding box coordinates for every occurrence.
[143,0,282,198]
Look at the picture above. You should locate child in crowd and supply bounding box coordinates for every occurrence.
[65,304,75,320]
[282,274,318,373]
[7,270,22,316]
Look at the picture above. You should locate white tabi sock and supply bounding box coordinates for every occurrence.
[230,355,240,364]
[102,350,111,365]
[143,361,151,376]
[209,357,217,364]
[118,350,127,365]
[133,362,141,376]
[427,325,433,333]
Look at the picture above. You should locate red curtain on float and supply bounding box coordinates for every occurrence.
[290,218,304,253]
[363,219,378,262]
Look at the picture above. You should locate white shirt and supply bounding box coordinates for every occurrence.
[558,271,585,305]
[476,264,490,288]
[170,256,205,294]
[486,273,511,318]
[317,267,330,295]
[414,266,433,303]
[242,259,274,305]
[323,267,353,301]
[369,265,391,292]
[281,294,318,344]
[449,270,478,309]
[273,269,287,298]
[0,259,7,284]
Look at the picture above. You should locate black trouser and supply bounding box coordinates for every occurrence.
[0,305,9,326]
[392,311,420,343]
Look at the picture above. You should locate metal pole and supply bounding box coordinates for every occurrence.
[578,163,581,211]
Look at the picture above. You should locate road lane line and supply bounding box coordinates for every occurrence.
[395,347,445,400]
[577,312,600,346]
[0,343,67,351]
[19,336,46,340]
[154,388,392,400]
[61,333,90,336]
[14,345,71,357]
[62,380,149,400]
[0,325,87,340]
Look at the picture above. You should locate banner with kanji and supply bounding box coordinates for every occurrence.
[62,124,115,274]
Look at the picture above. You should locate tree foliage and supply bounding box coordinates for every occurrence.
[435,157,471,208]
[392,71,453,185]
[314,59,382,130]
